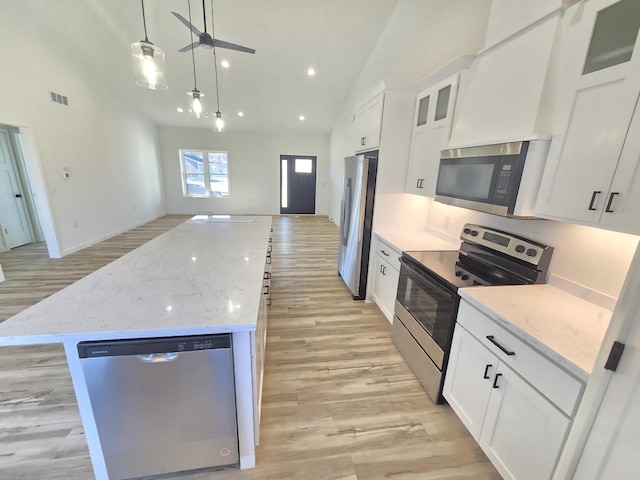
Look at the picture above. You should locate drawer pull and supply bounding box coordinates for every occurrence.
[264,272,271,280]
[264,285,270,295]
[493,373,503,389]
[483,364,492,379]
[486,335,515,356]
[380,249,390,256]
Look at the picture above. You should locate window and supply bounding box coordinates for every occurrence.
[180,149,229,197]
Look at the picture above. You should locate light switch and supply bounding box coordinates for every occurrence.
[63,168,71,179]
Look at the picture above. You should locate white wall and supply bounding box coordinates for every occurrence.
[159,127,330,215]
[0,6,165,256]
[329,0,492,224]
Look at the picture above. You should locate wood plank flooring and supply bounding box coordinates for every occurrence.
[0,215,500,479]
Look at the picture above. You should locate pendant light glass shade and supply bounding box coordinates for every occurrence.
[215,111,225,132]
[131,41,168,90]
[188,89,204,118]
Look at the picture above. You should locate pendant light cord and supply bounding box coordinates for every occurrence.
[187,0,197,90]
[141,0,149,42]
[211,0,221,112]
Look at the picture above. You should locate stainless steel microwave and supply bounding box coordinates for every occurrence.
[435,140,550,218]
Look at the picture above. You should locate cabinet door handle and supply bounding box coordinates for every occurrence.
[266,298,272,307]
[483,364,492,379]
[486,335,515,356]
[605,192,619,213]
[264,285,270,295]
[382,265,386,275]
[493,373,503,389]
[267,245,273,253]
[588,191,601,211]
[264,272,271,280]
[380,250,389,256]
[15,194,23,198]
[380,264,384,273]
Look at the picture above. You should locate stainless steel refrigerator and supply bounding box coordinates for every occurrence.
[338,152,378,299]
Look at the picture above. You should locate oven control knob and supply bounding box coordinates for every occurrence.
[455,270,463,277]
[463,228,471,235]
[526,248,538,257]
[461,274,470,281]
[515,245,525,253]
[470,230,478,237]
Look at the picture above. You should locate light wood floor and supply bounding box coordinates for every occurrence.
[0,215,500,479]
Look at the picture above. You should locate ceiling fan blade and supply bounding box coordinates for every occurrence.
[178,42,200,53]
[171,11,202,37]
[212,38,256,54]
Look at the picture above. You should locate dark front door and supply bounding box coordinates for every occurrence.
[280,155,316,214]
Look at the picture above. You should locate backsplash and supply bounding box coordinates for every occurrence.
[426,198,639,302]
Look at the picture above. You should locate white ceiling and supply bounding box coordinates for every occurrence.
[30,0,400,133]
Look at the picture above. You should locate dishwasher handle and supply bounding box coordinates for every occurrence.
[137,352,180,363]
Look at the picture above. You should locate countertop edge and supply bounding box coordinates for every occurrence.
[458,289,590,382]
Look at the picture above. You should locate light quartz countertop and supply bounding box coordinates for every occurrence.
[459,284,612,381]
[0,216,272,346]
[375,230,460,252]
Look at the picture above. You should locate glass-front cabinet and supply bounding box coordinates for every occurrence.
[405,65,467,197]
[535,0,640,234]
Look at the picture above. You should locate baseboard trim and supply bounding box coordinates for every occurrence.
[59,213,167,257]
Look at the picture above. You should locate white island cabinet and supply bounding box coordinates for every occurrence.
[0,215,273,479]
[445,286,612,480]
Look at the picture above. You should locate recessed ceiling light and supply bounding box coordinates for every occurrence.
[307,67,315,76]
[238,111,244,117]
[221,60,230,68]
[299,115,305,121]
[177,107,184,113]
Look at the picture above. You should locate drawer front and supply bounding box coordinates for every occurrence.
[456,301,584,417]
[375,237,401,271]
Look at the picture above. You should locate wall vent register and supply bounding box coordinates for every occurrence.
[49,91,69,106]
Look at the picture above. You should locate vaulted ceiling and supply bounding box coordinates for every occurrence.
[23,0,400,133]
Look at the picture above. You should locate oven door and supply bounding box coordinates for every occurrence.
[395,257,458,368]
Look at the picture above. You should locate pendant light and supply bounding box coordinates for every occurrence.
[185,0,204,118]
[131,0,168,90]
[209,0,225,132]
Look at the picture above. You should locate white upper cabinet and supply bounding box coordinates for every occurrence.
[353,93,384,152]
[405,57,470,197]
[535,0,640,234]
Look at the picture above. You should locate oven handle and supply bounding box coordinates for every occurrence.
[398,256,456,300]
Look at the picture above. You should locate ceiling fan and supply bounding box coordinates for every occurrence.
[172,0,255,54]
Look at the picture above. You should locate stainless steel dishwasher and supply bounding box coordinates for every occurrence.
[78,334,238,480]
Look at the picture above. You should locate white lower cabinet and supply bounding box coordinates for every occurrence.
[480,361,570,480]
[444,302,578,480]
[370,237,401,323]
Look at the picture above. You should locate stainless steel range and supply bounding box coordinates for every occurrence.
[392,224,554,403]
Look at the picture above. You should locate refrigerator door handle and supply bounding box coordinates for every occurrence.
[341,178,352,246]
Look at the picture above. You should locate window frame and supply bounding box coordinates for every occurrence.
[179,149,230,198]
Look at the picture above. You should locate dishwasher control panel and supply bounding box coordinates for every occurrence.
[78,334,231,358]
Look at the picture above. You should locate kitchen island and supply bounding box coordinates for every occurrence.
[0,215,272,479]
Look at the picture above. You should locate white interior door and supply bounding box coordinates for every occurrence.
[0,129,33,248]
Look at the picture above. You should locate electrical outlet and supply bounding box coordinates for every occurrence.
[443,216,451,229]
[62,168,71,179]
